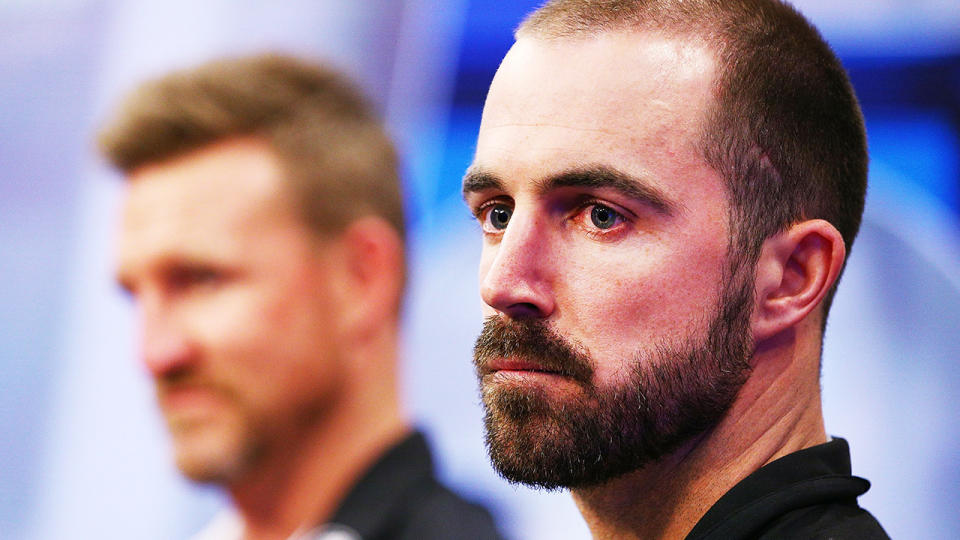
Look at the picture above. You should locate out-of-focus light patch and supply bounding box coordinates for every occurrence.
[793,0,960,56]
[824,154,960,540]
[0,0,103,67]
[0,0,87,15]
[864,159,960,292]
[384,0,470,234]
[866,110,960,213]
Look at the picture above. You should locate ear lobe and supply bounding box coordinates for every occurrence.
[751,219,846,342]
[336,216,405,340]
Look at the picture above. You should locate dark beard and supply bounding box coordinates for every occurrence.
[472,267,755,490]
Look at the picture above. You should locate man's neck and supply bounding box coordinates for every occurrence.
[571,329,828,540]
[231,412,409,540]
[228,345,409,540]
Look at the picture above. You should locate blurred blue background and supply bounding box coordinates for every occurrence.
[1,1,958,539]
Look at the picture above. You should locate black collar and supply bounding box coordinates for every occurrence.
[327,431,435,539]
[686,437,871,539]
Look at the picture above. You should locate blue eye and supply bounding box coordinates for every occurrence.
[488,204,512,230]
[590,205,619,229]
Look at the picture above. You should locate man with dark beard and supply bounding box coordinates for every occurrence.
[462,1,889,538]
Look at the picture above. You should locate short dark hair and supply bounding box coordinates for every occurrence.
[518,0,867,318]
[98,53,406,243]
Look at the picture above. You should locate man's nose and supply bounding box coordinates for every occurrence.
[479,211,555,319]
[139,297,196,378]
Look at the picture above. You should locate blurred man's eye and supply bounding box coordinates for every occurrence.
[168,266,224,293]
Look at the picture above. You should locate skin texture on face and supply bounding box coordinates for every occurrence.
[465,32,754,487]
[115,138,348,485]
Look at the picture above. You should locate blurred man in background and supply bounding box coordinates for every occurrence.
[464,0,889,538]
[102,54,502,540]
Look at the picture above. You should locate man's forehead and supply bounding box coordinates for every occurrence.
[116,140,307,270]
[470,30,722,207]
[485,31,715,118]
[117,181,248,277]
[478,33,716,157]
[121,139,294,226]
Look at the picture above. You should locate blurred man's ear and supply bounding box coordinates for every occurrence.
[335,216,405,340]
[750,219,846,343]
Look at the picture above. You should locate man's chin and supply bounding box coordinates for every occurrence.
[481,374,590,418]
[484,420,575,490]
[481,390,605,490]
[480,378,688,491]
[169,423,250,485]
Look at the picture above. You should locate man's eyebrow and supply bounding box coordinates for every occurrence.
[461,167,504,198]
[538,166,677,215]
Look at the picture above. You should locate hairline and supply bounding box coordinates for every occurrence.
[512,3,862,329]
[126,134,356,238]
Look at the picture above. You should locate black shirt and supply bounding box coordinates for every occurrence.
[327,431,506,540]
[687,437,890,539]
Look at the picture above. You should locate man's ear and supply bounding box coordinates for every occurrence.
[751,219,845,342]
[334,216,405,340]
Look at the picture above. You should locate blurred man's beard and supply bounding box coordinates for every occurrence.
[168,416,257,485]
[156,374,260,485]
[473,266,754,490]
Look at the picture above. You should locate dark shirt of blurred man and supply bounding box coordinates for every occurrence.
[463,1,889,539]
[101,54,503,540]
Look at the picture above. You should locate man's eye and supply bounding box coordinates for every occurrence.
[481,203,513,232]
[590,205,620,229]
[169,267,223,292]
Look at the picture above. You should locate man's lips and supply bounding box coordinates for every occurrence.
[473,316,595,384]
[157,384,224,412]
[481,357,565,377]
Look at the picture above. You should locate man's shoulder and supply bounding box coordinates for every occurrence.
[388,476,504,540]
[687,438,889,540]
[332,430,506,540]
[756,500,889,539]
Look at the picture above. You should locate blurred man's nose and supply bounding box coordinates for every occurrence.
[138,294,197,378]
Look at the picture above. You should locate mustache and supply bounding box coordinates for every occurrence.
[473,316,594,384]
[154,368,232,402]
